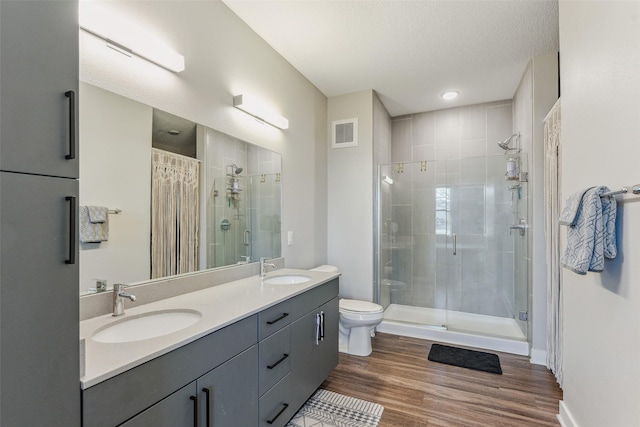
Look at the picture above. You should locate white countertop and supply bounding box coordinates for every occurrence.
[80,268,339,389]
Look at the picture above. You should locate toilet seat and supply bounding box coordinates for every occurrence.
[339,299,383,314]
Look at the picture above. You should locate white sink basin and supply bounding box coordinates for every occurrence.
[92,309,202,343]
[263,275,311,285]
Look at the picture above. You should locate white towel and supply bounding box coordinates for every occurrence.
[560,186,617,274]
[87,206,108,223]
[79,206,109,243]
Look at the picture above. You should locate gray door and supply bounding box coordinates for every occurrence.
[317,297,339,383]
[197,346,259,427]
[0,172,79,426]
[119,382,197,427]
[0,1,79,178]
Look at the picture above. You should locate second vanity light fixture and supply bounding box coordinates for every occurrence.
[233,94,289,130]
[79,7,185,73]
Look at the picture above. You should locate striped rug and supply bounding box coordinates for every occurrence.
[286,389,384,427]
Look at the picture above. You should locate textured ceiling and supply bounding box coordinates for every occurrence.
[223,0,559,117]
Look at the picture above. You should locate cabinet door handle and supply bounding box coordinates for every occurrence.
[266,312,289,325]
[64,90,76,160]
[267,353,289,370]
[202,387,213,427]
[266,403,289,425]
[189,395,198,427]
[65,196,76,264]
[320,311,325,341]
[315,313,320,345]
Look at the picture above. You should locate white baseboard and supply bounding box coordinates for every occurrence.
[558,400,579,427]
[529,348,547,366]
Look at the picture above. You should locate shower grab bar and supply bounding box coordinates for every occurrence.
[600,184,640,198]
[452,234,457,256]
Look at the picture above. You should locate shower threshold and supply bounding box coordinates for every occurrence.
[378,304,529,356]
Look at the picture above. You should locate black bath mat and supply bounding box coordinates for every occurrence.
[428,344,502,374]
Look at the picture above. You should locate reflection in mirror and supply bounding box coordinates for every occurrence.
[79,82,281,295]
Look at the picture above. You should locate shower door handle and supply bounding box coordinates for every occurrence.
[452,234,457,256]
[244,230,250,246]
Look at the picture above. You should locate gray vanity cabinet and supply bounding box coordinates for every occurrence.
[289,280,339,414]
[0,1,80,426]
[120,346,259,427]
[82,316,257,427]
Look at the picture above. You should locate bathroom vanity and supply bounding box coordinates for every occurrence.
[80,270,339,427]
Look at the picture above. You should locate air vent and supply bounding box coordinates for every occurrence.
[332,118,358,148]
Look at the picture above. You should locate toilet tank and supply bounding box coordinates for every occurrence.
[310,265,339,273]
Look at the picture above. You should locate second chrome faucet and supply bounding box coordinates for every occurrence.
[260,257,276,277]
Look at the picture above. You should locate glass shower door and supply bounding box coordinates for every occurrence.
[378,161,447,329]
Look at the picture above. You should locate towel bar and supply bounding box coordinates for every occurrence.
[600,185,640,198]
[108,209,122,214]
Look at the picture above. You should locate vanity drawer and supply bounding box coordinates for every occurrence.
[83,315,258,427]
[259,299,292,340]
[259,374,294,427]
[290,278,339,320]
[259,325,291,396]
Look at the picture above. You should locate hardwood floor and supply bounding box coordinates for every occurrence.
[321,333,562,427]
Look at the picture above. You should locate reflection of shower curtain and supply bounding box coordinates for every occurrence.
[544,99,563,386]
[151,148,200,279]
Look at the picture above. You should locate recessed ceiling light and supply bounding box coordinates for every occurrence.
[441,91,459,100]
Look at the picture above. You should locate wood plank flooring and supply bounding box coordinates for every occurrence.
[320,333,562,427]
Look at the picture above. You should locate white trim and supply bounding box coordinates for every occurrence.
[558,401,579,427]
[377,320,529,356]
[529,348,547,365]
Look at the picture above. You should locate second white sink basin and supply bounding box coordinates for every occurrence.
[263,275,311,285]
[92,309,202,343]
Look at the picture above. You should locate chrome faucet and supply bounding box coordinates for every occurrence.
[260,257,276,277]
[112,283,136,316]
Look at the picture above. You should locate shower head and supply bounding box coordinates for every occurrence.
[228,164,243,175]
[497,133,520,151]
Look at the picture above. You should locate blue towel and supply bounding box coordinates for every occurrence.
[560,186,617,274]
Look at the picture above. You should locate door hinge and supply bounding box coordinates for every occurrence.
[518,311,529,321]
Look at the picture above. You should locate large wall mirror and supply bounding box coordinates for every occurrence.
[79,83,281,295]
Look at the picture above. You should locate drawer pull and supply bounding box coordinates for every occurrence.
[267,353,289,370]
[189,395,198,427]
[266,312,289,325]
[266,403,289,425]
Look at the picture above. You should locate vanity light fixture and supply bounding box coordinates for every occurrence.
[441,91,459,100]
[233,94,289,130]
[382,176,394,185]
[79,10,185,73]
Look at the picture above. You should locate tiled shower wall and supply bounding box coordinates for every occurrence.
[202,127,281,268]
[386,100,518,318]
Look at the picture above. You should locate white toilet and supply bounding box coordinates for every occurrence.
[310,265,384,357]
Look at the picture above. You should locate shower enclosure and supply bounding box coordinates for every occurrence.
[210,173,281,268]
[376,155,529,354]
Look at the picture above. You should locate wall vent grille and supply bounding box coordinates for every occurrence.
[331,118,358,148]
